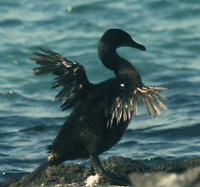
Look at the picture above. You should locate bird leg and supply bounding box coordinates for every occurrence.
[89,155,131,186]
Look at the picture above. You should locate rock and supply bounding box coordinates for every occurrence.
[129,166,200,187]
[85,175,101,186]
[1,156,200,187]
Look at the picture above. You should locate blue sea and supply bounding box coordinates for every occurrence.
[1,0,200,182]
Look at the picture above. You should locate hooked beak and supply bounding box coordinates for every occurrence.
[131,40,146,52]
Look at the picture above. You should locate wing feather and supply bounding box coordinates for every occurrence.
[30,48,93,110]
[105,85,167,128]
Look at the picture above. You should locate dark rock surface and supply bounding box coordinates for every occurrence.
[1,156,200,187]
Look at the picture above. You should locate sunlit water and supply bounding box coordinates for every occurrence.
[1,0,200,182]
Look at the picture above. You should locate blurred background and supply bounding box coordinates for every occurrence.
[0,0,200,182]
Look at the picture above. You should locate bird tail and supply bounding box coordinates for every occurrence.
[21,157,53,186]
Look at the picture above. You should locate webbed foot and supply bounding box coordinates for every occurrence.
[90,155,131,186]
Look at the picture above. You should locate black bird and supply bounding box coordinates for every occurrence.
[21,28,167,186]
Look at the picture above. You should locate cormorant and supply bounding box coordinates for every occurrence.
[21,28,167,186]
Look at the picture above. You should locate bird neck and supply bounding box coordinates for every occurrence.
[98,42,139,77]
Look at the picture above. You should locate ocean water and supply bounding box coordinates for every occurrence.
[1,0,200,182]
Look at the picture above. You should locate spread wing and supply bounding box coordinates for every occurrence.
[30,48,167,129]
[30,48,93,110]
[104,85,168,128]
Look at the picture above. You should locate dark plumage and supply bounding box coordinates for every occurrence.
[21,28,167,186]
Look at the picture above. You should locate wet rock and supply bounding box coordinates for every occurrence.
[1,156,200,187]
